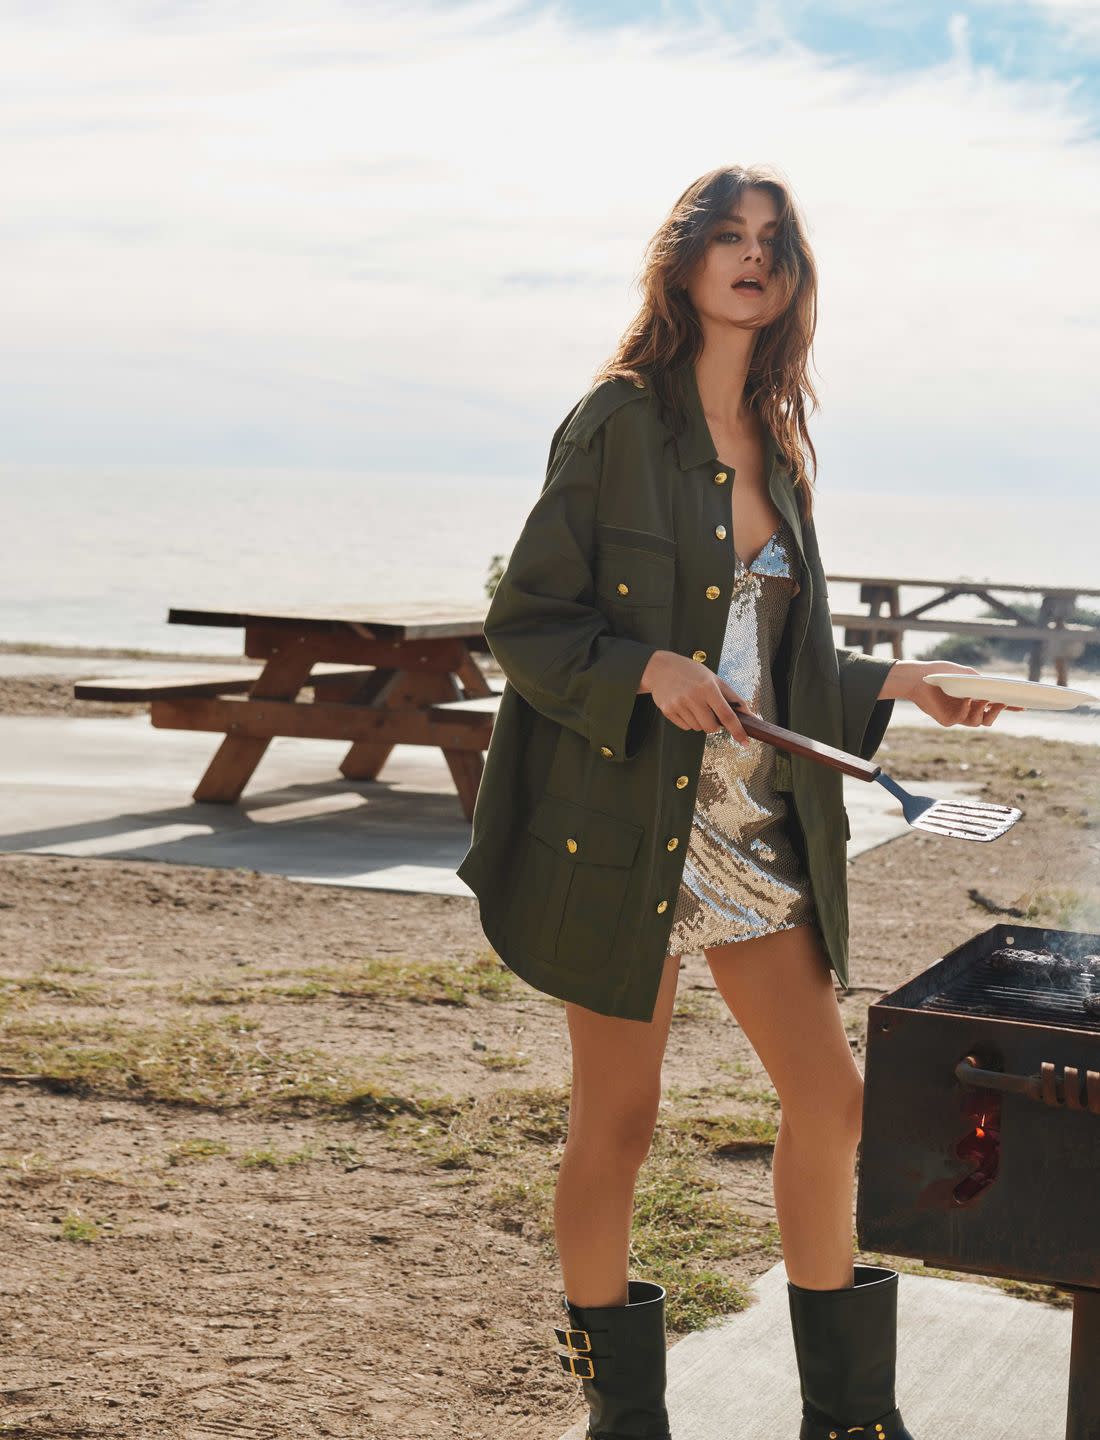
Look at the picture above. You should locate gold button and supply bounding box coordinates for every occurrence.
[713,471,728,483]
[600,745,614,757]
[675,774,689,788]
[705,585,720,600]
[666,837,678,851]
[616,582,630,595]
[656,900,668,913]
[715,524,727,539]
[691,649,707,662]
[566,837,577,853]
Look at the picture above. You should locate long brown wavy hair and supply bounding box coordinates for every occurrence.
[593,163,820,525]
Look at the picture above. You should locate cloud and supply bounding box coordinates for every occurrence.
[0,0,1095,495]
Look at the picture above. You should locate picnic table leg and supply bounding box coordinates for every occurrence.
[888,584,903,659]
[339,647,492,820]
[443,649,494,819]
[192,647,321,803]
[1029,595,1054,683]
[339,669,461,782]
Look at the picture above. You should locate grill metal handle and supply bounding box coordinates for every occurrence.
[956,1054,1100,1114]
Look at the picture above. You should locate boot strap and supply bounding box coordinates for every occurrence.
[813,1405,901,1436]
[553,1323,619,1381]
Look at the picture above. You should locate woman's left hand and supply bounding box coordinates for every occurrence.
[890,660,1026,728]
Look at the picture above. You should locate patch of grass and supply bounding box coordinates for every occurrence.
[486,1171,558,1248]
[1021,886,1100,931]
[715,1057,753,1078]
[474,1048,531,1071]
[0,1013,460,1120]
[671,989,711,1022]
[239,1143,316,1169]
[0,1149,51,1183]
[166,1137,230,1165]
[476,1087,777,1332]
[252,950,518,1006]
[629,1128,772,1330]
[174,985,256,1007]
[0,1150,149,1191]
[0,974,104,1004]
[668,1111,779,1155]
[58,1210,100,1242]
[390,1083,568,1168]
[664,1081,779,1110]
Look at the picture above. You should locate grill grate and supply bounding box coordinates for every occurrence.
[916,946,1100,1028]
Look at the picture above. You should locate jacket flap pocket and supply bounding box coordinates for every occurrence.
[527,793,643,868]
[595,523,676,560]
[595,542,675,607]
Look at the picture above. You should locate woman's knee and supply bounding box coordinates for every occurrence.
[565,1088,662,1171]
[782,1069,864,1147]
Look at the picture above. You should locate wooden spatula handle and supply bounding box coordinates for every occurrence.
[731,706,881,782]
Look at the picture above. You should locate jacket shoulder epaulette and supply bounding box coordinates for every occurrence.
[555,375,649,456]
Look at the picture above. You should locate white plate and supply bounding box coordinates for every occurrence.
[921,672,1099,710]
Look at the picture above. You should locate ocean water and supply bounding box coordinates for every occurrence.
[4,464,1098,658]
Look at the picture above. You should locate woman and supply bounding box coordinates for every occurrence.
[457,164,1015,1440]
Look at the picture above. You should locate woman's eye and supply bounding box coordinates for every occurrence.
[715,231,775,246]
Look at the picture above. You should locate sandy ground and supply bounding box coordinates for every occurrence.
[1,653,1098,1439]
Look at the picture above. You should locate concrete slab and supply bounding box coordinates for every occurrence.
[558,1259,1074,1439]
[0,712,478,894]
[0,710,996,893]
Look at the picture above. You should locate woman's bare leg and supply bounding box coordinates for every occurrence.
[554,951,683,1307]
[704,922,863,1289]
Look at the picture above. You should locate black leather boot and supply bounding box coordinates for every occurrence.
[787,1263,916,1439]
[553,1278,672,1439]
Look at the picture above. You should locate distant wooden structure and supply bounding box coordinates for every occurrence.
[826,574,1100,686]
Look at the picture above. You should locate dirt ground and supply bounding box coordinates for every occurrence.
[1,658,1098,1439]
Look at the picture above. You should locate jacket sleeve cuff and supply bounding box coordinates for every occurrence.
[584,639,661,762]
[836,648,897,762]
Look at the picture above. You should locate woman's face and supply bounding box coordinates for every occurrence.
[682,186,783,327]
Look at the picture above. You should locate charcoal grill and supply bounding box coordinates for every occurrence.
[857,922,1100,1440]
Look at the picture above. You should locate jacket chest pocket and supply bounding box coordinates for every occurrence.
[512,792,643,973]
[594,540,675,647]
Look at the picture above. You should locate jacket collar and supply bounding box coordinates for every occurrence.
[669,355,804,557]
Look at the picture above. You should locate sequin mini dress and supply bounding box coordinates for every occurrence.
[665,509,818,955]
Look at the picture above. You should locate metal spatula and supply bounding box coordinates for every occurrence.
[730,706,1022,842]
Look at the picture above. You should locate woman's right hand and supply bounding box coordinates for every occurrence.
[640,650,754,745]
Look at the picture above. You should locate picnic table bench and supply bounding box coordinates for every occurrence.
[827,574,1100,685]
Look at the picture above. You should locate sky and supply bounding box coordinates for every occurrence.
[1,0,1098,498]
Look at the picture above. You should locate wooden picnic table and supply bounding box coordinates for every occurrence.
[75,604,499,819]
[827,574,1100,685]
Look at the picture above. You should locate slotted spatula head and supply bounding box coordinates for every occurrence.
[876,776,1023,842]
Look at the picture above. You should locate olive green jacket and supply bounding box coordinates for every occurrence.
[457,356,897,1021]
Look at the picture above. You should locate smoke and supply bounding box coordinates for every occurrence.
[1006,752,1100,934]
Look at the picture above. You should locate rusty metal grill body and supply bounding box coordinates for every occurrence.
[857,923,1100,1439]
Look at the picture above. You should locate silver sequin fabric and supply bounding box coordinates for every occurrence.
[666,512,818,955]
